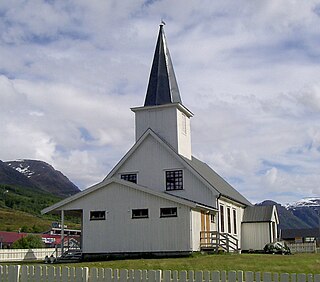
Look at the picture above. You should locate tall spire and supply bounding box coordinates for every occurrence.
[144,24,182,106]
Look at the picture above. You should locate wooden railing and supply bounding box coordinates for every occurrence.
[1,266,319,282]
[200,231,239,253]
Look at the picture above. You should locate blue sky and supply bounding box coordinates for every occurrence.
[0,1,319,204]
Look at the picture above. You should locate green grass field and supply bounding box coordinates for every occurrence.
[30,253,320,274]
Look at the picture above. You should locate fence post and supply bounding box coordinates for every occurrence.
[62,266,70,282]
[134,269,142,282]
[8,265,20,282]
[20,265,29,282]
[245,271,254,282]
[220,271,227,282]
[90,267,99,282]
[180,270,187,282]
[228,271,236,282]
[314,274,320,282]
[203,271,210,282]
[163,270,171,282]
[211,271,219,282]
[263,272,272,282]
[307,274,313,282]
[280,273,289,282]
[297,274,306,282]
[105,268,113,282]
[119,269,128,282]
[237,271,244,282]
[195,271,203,282]
[188,270,195,282]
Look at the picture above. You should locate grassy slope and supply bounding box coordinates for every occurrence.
[0,208,55,232]
[0,184,80,232]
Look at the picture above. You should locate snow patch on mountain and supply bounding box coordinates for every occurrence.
[285,197,320,209]
[7,161,36,178]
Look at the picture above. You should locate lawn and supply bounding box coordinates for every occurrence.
[38,253,320,274]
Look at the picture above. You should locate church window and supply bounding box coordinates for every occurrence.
[90,211,106,221]
[233,209,237,235]
[160,207,178,218]
[220,205,225,232]
[121,173,137,183]
[227,207,231,233]
[132,209,148,219]
[165,170,183,190]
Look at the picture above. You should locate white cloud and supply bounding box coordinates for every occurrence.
[0,0,319,204]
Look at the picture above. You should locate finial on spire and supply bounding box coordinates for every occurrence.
[160,19,166,26]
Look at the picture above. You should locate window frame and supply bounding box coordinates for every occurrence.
[233,209,237,235]
[227,207,231,233]
[220,205,225,233]
[120,173,137,184]
[160,207,178,218]
[90,210,106,221]
[165,169,183,191]
[132,208,149,219]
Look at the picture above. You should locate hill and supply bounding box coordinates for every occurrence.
[1,159,80,197]
[257,199,320,230]
[0,183,80,232]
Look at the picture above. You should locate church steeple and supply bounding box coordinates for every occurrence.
[132,24,193,160]
[144,24,182,106]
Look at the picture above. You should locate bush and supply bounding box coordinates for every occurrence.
[12,234,45,249]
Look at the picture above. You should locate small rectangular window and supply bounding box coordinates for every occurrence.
[132,209,148,219]
[160,207,177,218]
[210,214,215,223]
[90,211,106,221]
[166,170,183,191]
[121,173,137,183]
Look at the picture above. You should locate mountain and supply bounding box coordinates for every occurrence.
[0,160,37,189]
[0,159,80,197]
[257,199,320,230]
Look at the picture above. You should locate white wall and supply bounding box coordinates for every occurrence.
[133,105,192,159]
[60,182,192,254]
[114,134,218,208]
[241,222,271,251]
[217,199,244,248]
[191,210,201,251]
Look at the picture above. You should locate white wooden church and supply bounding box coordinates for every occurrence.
[42,25,279,257]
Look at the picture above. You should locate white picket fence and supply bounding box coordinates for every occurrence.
[0,266,319,282]
[0,248,57,262]
[287,243,317,254]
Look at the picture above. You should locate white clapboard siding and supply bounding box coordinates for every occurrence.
[1,266,320,282]
[115,133,218,208]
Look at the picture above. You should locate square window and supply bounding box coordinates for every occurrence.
[132,209,148,219]
[121,173,137,183]
[160,207,177,218]
[90,211,106,221]
[166,170,183,191]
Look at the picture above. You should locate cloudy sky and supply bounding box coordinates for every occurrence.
[1,1,319,205]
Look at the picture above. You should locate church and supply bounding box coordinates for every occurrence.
[42,24,279,257]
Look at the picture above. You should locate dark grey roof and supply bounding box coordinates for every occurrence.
[184,156,252,206]
[144,24,182,106]
[242,206,275,222]
[281,228,320,239]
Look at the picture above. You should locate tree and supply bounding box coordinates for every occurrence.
[12,234,44,249]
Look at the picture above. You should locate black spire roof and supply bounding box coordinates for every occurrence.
[144,24,182,106]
